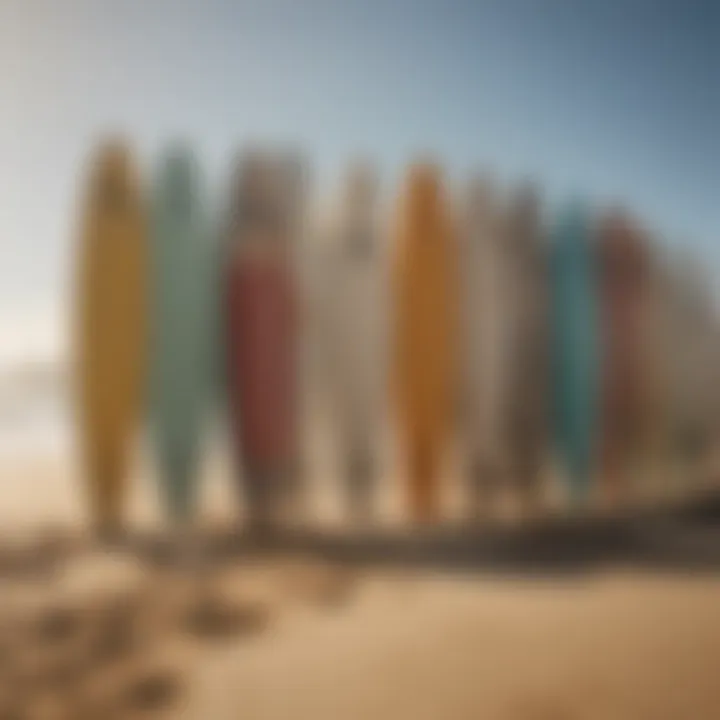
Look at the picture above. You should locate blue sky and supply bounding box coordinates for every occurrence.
[1,0,718,364]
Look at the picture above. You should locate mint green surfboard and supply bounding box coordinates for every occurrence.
[149,145,217,523]
[550,201,600,502]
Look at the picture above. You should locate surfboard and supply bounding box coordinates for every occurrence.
[224,152,303,529]
[549,202,599,504]
[665,257,718,484]
[459,176,511,513]
[638,256,673,491]
[74,140,147,534]
[392,162,457,523]
[149,145,215,524]
[315,163,387,519]
[503,184,550,510]
[596,211,650,503]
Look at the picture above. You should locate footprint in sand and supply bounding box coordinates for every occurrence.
[64,669,177,719]
[281,561,359,610]
[21,647,88,698]
[84,592,149,668]
[0,543,18,579]
[86,624,136,670]
[15,591,149,703]
[118,668,182,715]
[0,539,38,581]
[183,594,271,642]
[8,531,74,583]
[30,527,84,574]
[15,605,89,695]
[311,568,358,609]
[33,605,84,648]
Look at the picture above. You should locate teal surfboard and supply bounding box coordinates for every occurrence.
[550,202,600,502]
[149,145,216,523]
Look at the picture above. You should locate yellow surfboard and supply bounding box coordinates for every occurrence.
[392,163,458,523]
[74,140,147,534]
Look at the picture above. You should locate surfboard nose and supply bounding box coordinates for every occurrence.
[157,145,199,203]
[343,162,378,211]
[88,139,135,187]
[406,161,442,200]
[507,182,542,235]
[559,199,598,246]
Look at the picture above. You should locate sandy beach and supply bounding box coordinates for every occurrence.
[1,432,719,720]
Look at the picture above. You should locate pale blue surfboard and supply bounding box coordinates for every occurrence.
[149,145,217,523]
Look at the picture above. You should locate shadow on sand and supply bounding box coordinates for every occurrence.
[0,490,719,583]
[125,488,720,578]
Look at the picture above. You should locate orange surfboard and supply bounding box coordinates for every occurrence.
[392,163,458,523]
[74,140,147,534]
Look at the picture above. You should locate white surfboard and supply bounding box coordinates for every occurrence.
[459,176,512,512]
[314,163,388,519]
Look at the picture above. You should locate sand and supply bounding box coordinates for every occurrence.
[187,571,720,720]
[0,441,719,719]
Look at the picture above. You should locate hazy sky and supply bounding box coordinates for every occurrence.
[1,0,718,365]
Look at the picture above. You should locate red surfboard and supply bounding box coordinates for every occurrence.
[224,153,302,530]
[597,210,651,503]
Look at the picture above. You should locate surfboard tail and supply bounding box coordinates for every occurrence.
[84,445,128,535]
[156,443,199,524]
